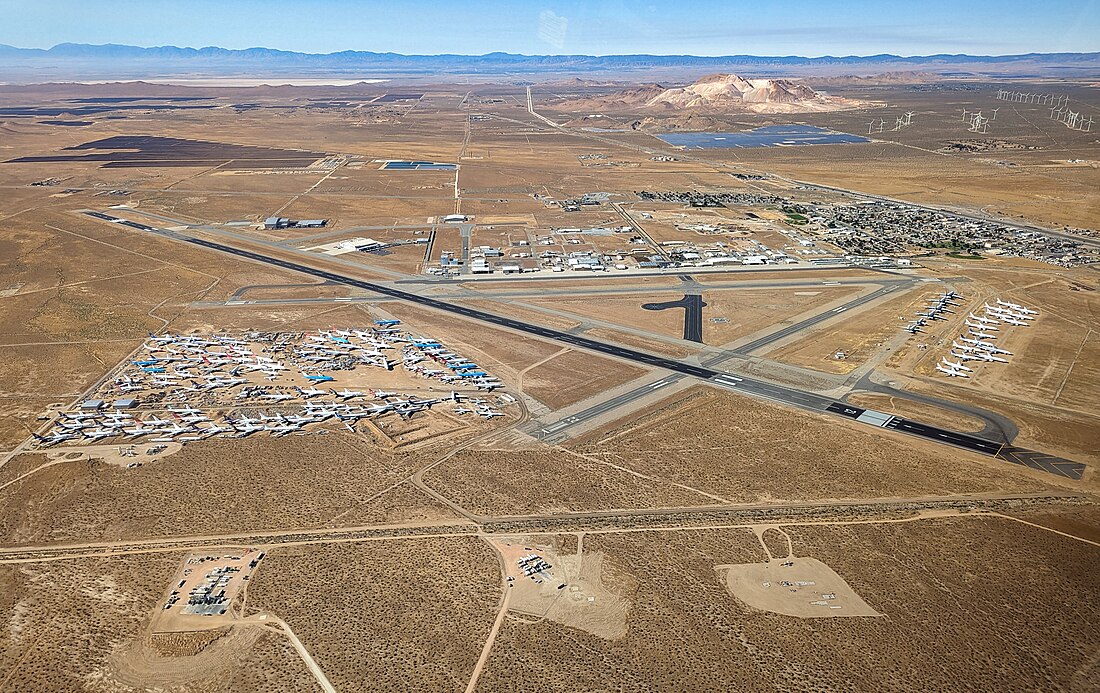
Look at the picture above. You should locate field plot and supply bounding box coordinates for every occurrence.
[767,285,925,373]
[0,434,427,544]
[720,555,881,618]
[6,135,329,169]
[487,537,631,639]
[477,516,1100,692]
[519,348,647,410]
[0,553,289,691]
[571,387,1055,502]
[243,538,499,691]
[153,549,265,631]
[423,448,716,517]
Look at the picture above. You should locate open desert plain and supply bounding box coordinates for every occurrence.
[1,18,1099,693]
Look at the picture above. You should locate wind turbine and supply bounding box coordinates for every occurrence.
[990,108,999,121]
[904,111,915,125]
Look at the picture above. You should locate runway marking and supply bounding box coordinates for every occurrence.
[80,211,1086,478]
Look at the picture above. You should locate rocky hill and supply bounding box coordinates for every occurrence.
[556,73,864,114]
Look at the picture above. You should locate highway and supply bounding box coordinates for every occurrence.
[83,212,1086,478]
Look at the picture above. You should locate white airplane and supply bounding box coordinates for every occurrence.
[475,380,503,391]
[969,329,997,340]
[179,414,211,424]
[996,299,1036,314]
[960,336,1012,354]
[261,392,294,402]
[83,428,116,440]
[167,405,203,415]
[234,422,265,436]
[942,358,973,372]
[453,407,472,415]
[974,351,1009,363]
[160,423,194,437]
[965,320,997,332]
[372,390,397,399]
[950,351,982,362]
[984,303,1030,319]
[1001,317,1028,326]
[281,413,314,425]
[477,408,504,418]
[34,431,76,446]
[297,386,327,398]
[969,313,1000,325]
[936,364,970,378]
[201,423,233,435]
[333,388,366,400]
[267,423,302,437]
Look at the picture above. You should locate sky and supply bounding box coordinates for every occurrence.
[1,0,1097,56]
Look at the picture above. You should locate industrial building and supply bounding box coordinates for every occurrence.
[263,217,327,230]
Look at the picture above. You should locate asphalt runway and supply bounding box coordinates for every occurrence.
[642,294,706,342]
[83,211,1085,477]
[733,283,905,355]
[531,375,685,441]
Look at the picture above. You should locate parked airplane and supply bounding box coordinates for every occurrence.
[34,431,76,446]
[969,313,999,325]
[942,358,973,372]
[997,299,1037,315]
[960,336,1012,355]
[297,386,327,398]
[969,329,998,340]
[332,388,366,400]
[950,351,982,362]
[936,364,970,378]
[964,321,996,334]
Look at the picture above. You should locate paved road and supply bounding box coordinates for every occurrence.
[82,212,1085,477]
[847,371,1019,443]
[733,283,906,355]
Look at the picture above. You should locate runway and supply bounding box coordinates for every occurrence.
[84,211,1085,478]
[732,283,904,355]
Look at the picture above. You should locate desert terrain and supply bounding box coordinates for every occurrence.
[0,66,1098,692]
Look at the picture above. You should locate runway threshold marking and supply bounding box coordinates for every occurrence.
[84,211,1086,478]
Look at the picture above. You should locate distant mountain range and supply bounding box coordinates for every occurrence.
[1,43,1097,81]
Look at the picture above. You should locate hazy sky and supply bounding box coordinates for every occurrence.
[1,0,1097,56]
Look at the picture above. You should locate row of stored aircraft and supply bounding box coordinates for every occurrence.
[35,390,505,446]
[936,298,1037,378]
[36,325,508,448]
[906,290,959,334]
